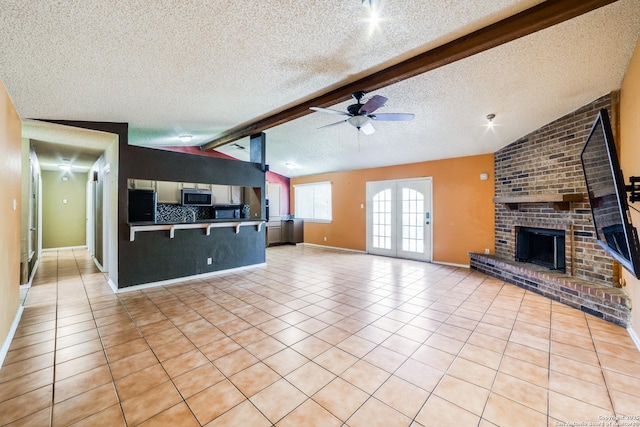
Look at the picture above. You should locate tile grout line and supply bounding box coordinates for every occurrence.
[49,249,60,426]
[77,248,130,426]
[585,316,618,417]
[17,246,638,426]
[406,275,529,426]
[473,281,528,426]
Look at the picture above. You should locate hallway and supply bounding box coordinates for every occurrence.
[1,246,639,426]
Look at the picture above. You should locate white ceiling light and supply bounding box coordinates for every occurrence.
[179,134,192,143]
[362,0,381,33]
[486,114,496,128]
[348,115,370,129]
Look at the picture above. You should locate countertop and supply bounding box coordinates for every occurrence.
[129,218,266,226]
[128,219,266,241]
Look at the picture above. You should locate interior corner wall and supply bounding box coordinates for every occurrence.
[620,37,640,337]
[0,80,22,353]
[290,154,495,266]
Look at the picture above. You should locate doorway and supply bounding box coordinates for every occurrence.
[366,178,432,262]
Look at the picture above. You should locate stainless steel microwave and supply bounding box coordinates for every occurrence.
[181,189,213,206]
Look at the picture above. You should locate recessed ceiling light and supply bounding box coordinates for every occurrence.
[362,0,381,33]
[179,134,192,143]
[285,162,296,169]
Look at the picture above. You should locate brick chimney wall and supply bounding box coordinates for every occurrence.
[494,94,617,286]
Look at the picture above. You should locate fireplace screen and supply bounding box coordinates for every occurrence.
[516,227,566,272]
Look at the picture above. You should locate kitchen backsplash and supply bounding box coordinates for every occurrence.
[157,204,211,222]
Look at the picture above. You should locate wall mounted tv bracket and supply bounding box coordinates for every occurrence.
[626,176,640,203]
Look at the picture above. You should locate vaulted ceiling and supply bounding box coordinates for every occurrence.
[1,1,639,177]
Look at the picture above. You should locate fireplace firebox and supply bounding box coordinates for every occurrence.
[516,227,566,272]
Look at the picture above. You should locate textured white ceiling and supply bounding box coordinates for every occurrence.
[1,1,639,177]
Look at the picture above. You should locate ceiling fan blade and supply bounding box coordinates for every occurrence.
[360,122,375,135]
[370,113,415,121]
[318,119,347,129]
[310,107,350,116]
[358,95,388,115]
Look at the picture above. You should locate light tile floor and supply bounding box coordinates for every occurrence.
[1,246,640,426]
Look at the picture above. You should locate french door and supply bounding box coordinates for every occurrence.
[366,178,432,262]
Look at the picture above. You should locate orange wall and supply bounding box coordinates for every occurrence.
[291,154,495,266]
[620,37,640,337]
[0,80,22,353]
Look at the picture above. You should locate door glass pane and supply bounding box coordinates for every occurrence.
[372,189,392,249]
[401,188,424,253]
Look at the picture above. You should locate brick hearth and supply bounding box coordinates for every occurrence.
[470,253,630,326]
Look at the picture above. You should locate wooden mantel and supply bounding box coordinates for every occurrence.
[493,193,584,211]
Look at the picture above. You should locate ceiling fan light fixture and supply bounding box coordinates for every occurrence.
[347,115,370,129]
[311,91,412,135]
[179,134,192,143]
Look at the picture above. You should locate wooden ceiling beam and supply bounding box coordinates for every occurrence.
[200,0,616,151]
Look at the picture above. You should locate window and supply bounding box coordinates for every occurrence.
[401,188,425,253]
[372,189,392,249]
[294,181,332,222]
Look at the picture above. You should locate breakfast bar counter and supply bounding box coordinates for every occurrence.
[128,219,265,241]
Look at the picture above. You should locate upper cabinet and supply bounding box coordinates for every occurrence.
[129,179,156,190]
[157,181,181,204]
[267,183,281,217]
[211,185,230,205]
[230,186,242,205]
[128,179,247,206]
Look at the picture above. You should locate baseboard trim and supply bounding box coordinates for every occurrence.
[42,245,87,252]
[0,305,24,369]
[434,261,470,268]
[628,326,640,352]
[21,257,40,290]
[108,278,118,294]
[300,243,366,254]
[93,257,105,272]
[113,263,267,294]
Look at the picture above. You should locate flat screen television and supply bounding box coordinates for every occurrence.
[580,108,640,279]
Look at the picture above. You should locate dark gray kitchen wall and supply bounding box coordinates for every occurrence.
[119,142,266,288]
[43,120,266,288]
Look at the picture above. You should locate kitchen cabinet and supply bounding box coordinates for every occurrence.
[230,186,242,204]
[211,184,231,205]
[134,180,245,206]
[266,183,281,217]
[156,181,181,204]
[266,220,282,246]
[129,179,156,190]
[282,219,304,244]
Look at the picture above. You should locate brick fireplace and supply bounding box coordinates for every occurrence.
[516,226,566,272]
[470,94,631,326]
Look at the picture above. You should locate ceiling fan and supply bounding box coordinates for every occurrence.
[310,91,415,135]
